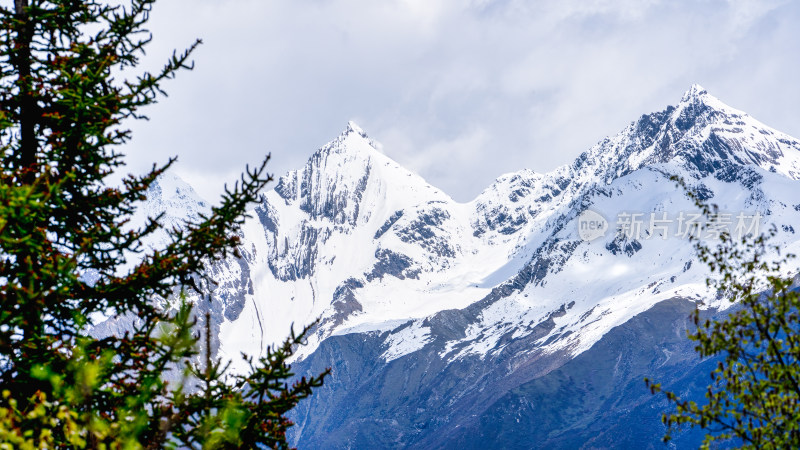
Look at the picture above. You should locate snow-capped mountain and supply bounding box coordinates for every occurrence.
[130,85,800,447]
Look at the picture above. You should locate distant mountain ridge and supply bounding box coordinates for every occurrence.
[117,85,800,448]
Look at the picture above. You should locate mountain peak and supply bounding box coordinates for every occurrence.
[668,84,736,134]
[345,120,368,138]
[674,84,733,115]
[331,120,383,154]
[680,83,708,102]
[612,84,800,180]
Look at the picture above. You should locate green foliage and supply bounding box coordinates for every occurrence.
[0,1,329,447]
[646,176,800,449]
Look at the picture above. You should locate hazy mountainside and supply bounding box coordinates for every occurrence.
[120,85,800,447]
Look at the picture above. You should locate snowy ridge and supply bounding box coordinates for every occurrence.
[130,85,800,373]
[127,171,212,251]
[434,84,800,362]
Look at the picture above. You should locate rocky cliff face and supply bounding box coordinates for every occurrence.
[119,85,800,447]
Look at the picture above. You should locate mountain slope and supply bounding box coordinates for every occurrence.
[123,85,800,447]
[282,86,800,447]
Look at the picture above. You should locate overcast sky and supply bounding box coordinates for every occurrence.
[122,0,800,202]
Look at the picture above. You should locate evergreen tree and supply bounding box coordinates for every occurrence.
[0,1,328,447]
[647,176,800,449]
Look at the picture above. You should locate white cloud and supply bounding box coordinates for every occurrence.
[114,0,800,202]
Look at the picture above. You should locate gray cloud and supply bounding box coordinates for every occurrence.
[121,0,800,202]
